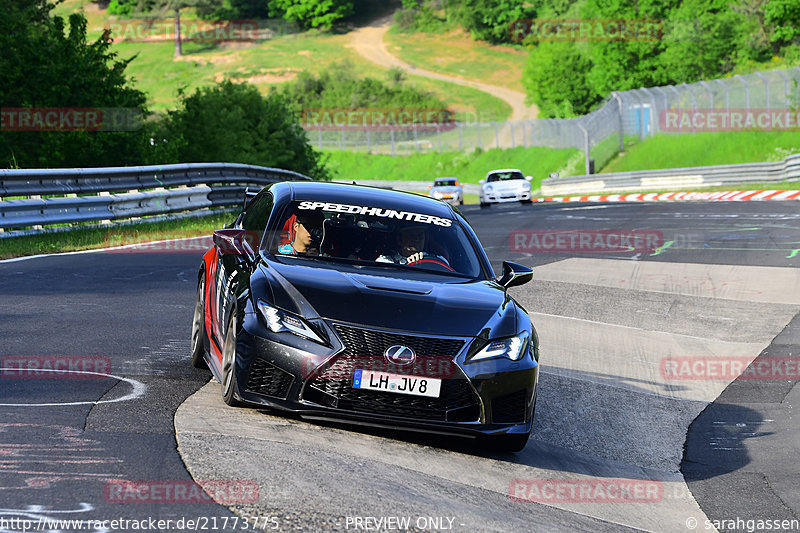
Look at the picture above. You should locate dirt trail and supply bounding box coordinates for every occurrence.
[349,15,538,122]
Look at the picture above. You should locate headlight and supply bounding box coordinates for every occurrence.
[257,300,324,344]
[485,185,494,193]
[471,332,529,362]
[432,191,443,199]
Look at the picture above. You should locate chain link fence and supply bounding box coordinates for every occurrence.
[303,67,800,174]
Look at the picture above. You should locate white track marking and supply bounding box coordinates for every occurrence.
[0,368,146,407]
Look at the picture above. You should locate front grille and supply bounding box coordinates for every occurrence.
[245,358,294,399]
[491,389,528,423]
[302,324,480,422]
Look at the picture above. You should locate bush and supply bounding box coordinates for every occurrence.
[0,2,149,168]
[150,81,329,180]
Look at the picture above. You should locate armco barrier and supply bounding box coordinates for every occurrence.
[0,163,311,231]
[541,153,800,196]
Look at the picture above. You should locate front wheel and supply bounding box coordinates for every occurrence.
[221,313,244,407]
[190,275,208,370]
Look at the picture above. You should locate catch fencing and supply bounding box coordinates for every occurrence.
[305,67,800,174]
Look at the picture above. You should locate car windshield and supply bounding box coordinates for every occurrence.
[269,200,483,278]
[487,171,524,182]
[434,179,458,187]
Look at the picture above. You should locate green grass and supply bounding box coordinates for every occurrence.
[385,26,529,93]
[602,132,800,174]
[325,146,580,190]
[51,0,510,118]
[0,212,234,260]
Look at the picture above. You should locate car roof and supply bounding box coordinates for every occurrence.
[434,177,457,181]
[487,168,522,175]
[274,181,457,219]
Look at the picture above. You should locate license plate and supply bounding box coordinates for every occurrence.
[352,370,441,398]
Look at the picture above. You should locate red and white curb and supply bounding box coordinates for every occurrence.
[534,190,800,203]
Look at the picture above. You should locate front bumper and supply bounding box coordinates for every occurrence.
[482,190,531,204]
[230,315,538,437]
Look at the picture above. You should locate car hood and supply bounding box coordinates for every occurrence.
[258,260,516,338]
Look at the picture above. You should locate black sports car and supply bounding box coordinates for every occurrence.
[191,181,539,451]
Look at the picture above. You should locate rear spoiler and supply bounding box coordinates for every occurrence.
[243,187,259,210]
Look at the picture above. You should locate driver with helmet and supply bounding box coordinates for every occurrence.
[376,225,450,267]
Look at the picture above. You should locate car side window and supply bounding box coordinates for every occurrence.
[241,192,273,248]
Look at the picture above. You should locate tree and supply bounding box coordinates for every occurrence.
[764,0,800,48]
[153,81,329,179]
[0,0,149,168]
[522,42,598,118]
[269,0,354,30]
[145,0,223,56]
[660,0,744,82]
[450,0,528,43]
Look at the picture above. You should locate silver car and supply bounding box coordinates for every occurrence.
[428,177,464,205]
[479,169,533,207]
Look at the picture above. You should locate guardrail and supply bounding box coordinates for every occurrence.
[540,153,800,196]
[0,163,310,231]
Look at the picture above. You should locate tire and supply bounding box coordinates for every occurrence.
[485,432,530,452]
[221,312,245,407]
[190,275,209,370]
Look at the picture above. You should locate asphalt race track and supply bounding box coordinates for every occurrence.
[1,200,799,532]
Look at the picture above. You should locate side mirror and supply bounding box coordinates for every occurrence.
[214,229,257,259]
[479,179,486,184]
[497,261,533,289]
[525,176,533,181]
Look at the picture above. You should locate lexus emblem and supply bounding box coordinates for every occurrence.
[384,345,416,365]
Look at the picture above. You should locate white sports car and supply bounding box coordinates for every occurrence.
[479,169,533,207]
[428,177,464,205]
